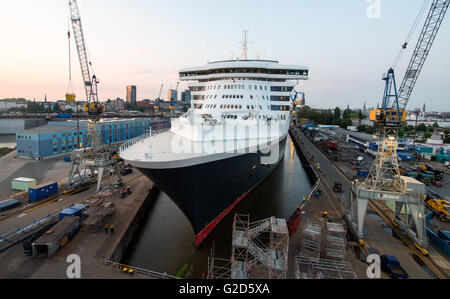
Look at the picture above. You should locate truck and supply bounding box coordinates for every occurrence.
[380,255,409,279]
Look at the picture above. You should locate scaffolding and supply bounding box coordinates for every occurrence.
[302,221,323,258]
[295,256,357,279]
[325,222,347,261]
[208,214,289,279]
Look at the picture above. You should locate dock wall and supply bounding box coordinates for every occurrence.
[289,128,317,185]
[107,186,160,262]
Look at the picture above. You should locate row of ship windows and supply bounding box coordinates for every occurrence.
[193,95,290,101]
[180,69,308,77]
[203,104,268,110]
[195,104,290,111]
[221,114,288,120]
[190,85,293,92]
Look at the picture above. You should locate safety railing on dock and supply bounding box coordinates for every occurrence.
[0,211,60,253]
[103,260,180,279]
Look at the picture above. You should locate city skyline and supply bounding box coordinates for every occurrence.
[0,0,449,111]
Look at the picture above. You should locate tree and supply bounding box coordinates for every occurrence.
[338,118,352,129]
[417,123,427,132]
[334,107,341,121]
[343,107,353,119]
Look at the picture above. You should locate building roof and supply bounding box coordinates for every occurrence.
[338,128,377,143]
[17,125,78,134]
[13,177,36,182]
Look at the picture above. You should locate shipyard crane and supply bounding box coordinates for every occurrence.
[170,81,179,110]
[290,90,305,108]
[66,0,123,192]
[349,0,449,247]
[154,84,164,110]
[368,0,449,191]
[69,0,103,118]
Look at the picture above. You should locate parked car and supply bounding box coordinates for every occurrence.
[380,255,409,279]
[120,167,133,176]
[432,180,442,187]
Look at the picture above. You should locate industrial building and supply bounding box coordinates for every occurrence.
[16,118,151,159]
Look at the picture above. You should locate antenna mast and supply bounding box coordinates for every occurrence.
[241,30,248,60]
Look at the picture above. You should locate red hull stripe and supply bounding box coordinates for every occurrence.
[195,185,258,247]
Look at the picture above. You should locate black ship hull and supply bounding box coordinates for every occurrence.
[137,137,287,246]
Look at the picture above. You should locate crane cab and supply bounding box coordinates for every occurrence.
[84,102,104,115]
[370,108,406,127]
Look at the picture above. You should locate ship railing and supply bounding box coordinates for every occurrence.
[103,260,180,279]
[119,130,152,154]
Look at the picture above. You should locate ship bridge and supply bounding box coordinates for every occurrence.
[179,60,309,82]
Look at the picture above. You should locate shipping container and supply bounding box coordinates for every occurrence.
[357,170,369,178]
[28,182,58,202]
[59,208,82,220]
[0,199,20,211]
[57,113,73,118]
[71,203,88,211]
[32,216,80,258]
[23,221,58,256]
[12,177,36,191]
[60,204,88,220]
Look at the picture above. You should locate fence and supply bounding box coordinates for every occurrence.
[103,260,180,279]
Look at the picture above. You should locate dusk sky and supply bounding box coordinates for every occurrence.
[0,0,449,111]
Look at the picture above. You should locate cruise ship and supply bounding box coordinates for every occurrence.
[120,47,309,246]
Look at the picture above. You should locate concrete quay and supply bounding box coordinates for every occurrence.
[0,167,162,279]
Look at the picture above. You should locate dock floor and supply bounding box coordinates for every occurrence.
[0,170,155,279]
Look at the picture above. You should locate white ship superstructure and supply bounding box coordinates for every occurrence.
[120,55,309,246]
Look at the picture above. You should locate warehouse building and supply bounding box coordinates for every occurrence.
[16,118,152,159]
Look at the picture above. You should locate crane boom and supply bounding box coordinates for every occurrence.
[158,84,164,99]
[397,0,449,111]
[69,0,99,106]
[367,0,449,193]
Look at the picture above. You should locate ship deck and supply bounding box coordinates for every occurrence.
[119,128,285,169]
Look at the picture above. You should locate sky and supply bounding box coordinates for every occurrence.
[0,0,449,111]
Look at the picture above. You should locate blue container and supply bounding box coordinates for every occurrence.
[71,203,88,211]
[57,113,73,118]
[397,153,412,162]
[28,182,58,202]
[59,208,82,220]
[0,199,20,211]
[64,156,71,162]
[357,170,369,178]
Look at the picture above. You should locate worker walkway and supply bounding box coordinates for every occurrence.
[0,212,59,253]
